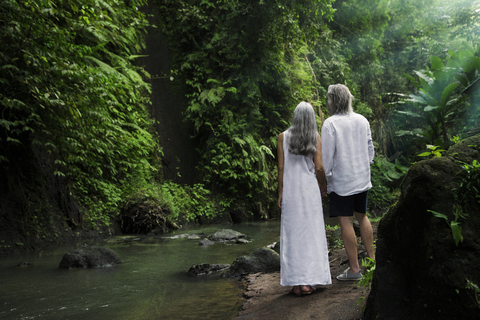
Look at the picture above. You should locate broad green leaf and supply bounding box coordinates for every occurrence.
[417,89,437,105]
[406,93,427,105]
[6,137,21,144]
[54,171,65,177]
[439,83,458,108]
[417,152,432,157]
[395,130,417,137]
[395,110,423,118]
[414,70,434,86]
[0,119,13,130]
[428,209,447,221]
[430,56,443,70]
[225,87,237,94]
[450,222,463,246]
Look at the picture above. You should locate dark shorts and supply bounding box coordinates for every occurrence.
[328,190,369,217]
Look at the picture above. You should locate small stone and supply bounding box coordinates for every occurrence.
[197,239,215,246]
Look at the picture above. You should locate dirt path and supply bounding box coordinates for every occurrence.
[234,224,377,320]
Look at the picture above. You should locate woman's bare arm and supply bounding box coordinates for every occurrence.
[277,132,284,208]
[313,134,327,197]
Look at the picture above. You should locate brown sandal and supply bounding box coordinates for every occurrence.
[301,285,316,295]
[289,286,302,296]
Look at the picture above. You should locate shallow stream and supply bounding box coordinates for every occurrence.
[0,222,282,320]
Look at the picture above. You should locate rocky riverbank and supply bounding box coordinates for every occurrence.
[234,222,378,320]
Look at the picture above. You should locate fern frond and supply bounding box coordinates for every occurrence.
[84,55,129,83]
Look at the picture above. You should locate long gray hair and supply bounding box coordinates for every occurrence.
[327,84,354,115]
[288,101,318,156]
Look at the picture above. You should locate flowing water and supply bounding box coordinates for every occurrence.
[0,222,282,320]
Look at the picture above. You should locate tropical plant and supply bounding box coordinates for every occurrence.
[155,0,335,214]
[394,45,480,154]
[369,155,406,213]
[466,279,480,308]
[161,181,226,223]
[357,256,376,307]
[417,144,446,158]
[454,159,480,207]
[429,208,467,246]
[0,0,160,229]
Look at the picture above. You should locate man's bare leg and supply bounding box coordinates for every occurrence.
[338,215,360,274]
[354,211,375,260]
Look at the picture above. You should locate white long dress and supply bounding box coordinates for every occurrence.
[280,130,332,286]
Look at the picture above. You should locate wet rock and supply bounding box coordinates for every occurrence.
[120,198,178,234]
[188,263,231,276]
[164,234,189,239]
[17,261,33,267]
[228,247,280,276]
[209,229,246,241]
[267,241,280,254]
[59,246,121,269]
[197,239,215,246]
[365,134,480,320]
[235,238,250,244]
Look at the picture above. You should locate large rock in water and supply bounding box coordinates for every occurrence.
[209,229,246,241]
[228,247,280,276]
[187,263,231,276]
[59,246,121,268]
[364,134,480,319]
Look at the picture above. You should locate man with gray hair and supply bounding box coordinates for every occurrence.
[321,84,375,280]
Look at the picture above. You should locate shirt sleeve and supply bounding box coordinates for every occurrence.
[367,124,374,164]
[321,122,335,176]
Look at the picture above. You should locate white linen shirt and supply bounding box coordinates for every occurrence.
[321,112,374,196]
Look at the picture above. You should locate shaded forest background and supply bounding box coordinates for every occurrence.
[1,0,479,254]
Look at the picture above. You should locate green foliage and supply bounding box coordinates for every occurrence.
[422,158,479,247]
[121,182,223,232]
[369,155,406,212]
[466,279,480,308]
[429,209,466,246]
[374,155,408,181]
[417,144,446,158]
[0,0,161,228]
[156,0,335,210]
[161,181,226,223]
[394,45,480,157]
[325,224,340,231]
[454,159,480,207]
[357,256,376,307]
[121,186,174,234]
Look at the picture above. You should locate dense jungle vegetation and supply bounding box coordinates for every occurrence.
[1,0,479,253]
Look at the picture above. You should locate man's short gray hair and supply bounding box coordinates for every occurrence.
[288,101,318,156]
[327,84,354,115]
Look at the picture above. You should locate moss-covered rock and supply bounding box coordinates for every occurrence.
[365,134,480,319]
[228,247,280,276]
[59,246,121,268]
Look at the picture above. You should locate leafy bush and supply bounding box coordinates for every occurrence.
[161,181,228,223]
[155,0,335,213]
[0,0,161,228]
[369,155,407,214]
[122,181,227,228]
[455,159,480,208]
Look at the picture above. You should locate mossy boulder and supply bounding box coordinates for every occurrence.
[209,229,246,241]
[365,134,480,319]
[59,246,121,268]
[228,247,280,276]
[119,199,178,234]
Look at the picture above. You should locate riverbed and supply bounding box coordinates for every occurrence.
[0,222,282,320]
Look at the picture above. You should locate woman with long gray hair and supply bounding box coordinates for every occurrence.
[277,101,332,296]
